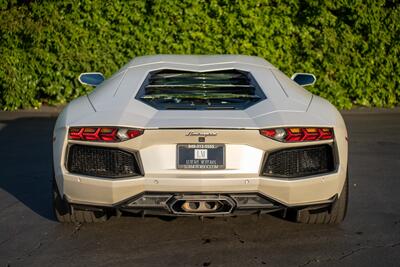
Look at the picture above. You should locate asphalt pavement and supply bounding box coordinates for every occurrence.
[0,109,399,266]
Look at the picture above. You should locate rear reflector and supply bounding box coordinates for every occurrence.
[260,127,333,142]
[68,127,143,142]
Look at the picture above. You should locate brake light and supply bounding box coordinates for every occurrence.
[260,127,333,142]
[68,127,143,142]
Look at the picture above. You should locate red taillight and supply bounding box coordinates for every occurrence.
[260,127,334,142]
[127,129,143,139]
[260,129,276,138]
[68,127,143,142]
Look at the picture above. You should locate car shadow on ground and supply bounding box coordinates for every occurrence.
[0,116,57,221]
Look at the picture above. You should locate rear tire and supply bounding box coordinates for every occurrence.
[294,173,348,224]
[52,179,108,223]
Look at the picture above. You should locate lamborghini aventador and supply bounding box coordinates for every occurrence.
[52,55,348,224]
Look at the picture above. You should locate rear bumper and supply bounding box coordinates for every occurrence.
[55,125,348,209]
[63,167,346,208]
[66,191,337,217]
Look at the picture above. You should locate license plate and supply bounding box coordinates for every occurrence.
[177,144,225,169]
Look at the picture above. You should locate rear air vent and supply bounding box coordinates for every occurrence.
[135,69,266,110]
[66,145,142,178]
[262,145,334,178]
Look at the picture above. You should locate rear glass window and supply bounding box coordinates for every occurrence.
[135,69,266,110]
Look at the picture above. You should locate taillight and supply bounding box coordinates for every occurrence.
[68,127,143,142]
[260,127,333,142]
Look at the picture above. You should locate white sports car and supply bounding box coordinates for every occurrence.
[52,55,348,224]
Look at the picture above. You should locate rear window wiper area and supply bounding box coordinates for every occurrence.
[135,69,267,110]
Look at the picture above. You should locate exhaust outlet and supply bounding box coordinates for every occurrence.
[181,201,200,211]
[181,201,221,212]
[169,195,235,215]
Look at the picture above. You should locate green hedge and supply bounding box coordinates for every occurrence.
[1,0,399,110]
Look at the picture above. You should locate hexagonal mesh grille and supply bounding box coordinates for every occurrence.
[263,145,334,177]
[67,145,141,178]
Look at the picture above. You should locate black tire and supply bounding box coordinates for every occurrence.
[52,179,108,223]
[294,173,348,224]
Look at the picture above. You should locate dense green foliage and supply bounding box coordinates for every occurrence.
[1,0,399,110]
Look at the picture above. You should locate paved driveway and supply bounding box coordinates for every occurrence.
[0,110,399,266]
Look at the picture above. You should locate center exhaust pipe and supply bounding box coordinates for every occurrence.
[181,201,221,213]
[169,195,235,215]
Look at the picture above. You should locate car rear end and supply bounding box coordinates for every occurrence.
[62,127,343,214]
[53,56,348,223]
